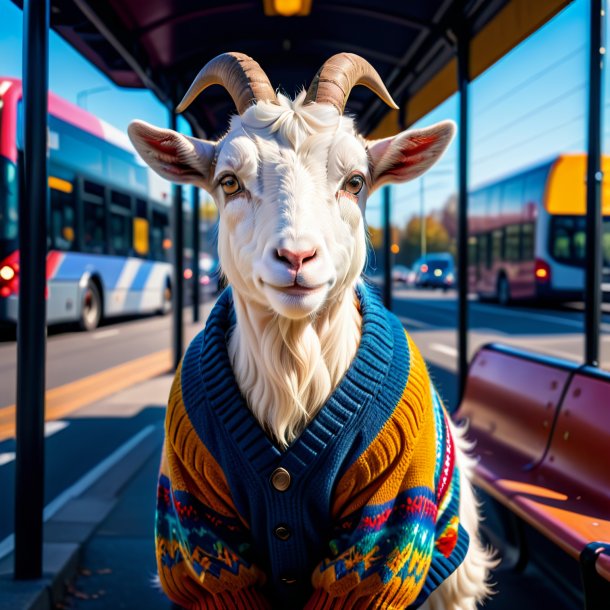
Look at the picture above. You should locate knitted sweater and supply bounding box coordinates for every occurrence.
[155,284,468,609]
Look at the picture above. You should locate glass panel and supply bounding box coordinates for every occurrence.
[82,201,106,254]
[50,181,76,251]
[469,0,587,364]
[151,208,170,262]
[109,210,132,256]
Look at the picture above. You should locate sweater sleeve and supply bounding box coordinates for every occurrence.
[305,336,467,610]
[155,363,271,609]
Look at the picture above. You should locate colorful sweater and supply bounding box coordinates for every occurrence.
[155,284,468,609]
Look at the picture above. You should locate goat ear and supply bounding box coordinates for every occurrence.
[367,120,455,192]
[128,120,215,188]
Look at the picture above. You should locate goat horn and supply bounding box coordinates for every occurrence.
[304,53,398,113]
[176,52,278,115]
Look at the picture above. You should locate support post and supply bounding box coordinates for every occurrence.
[420,178,426,257]
[170,109,184,370]
[585,0,604,367]
[192,187,200,323]
[456,22,470,403]
[382,185,392,310]
[15,0,49,580]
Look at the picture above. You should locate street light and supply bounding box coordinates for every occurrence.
[76,85,112,110]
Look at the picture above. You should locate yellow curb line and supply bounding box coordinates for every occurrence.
[0,349,172,442]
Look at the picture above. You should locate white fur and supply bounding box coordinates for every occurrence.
[130,88,494,608]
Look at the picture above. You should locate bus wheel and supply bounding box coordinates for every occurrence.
[497,275,511,306]
[79,281,102,331]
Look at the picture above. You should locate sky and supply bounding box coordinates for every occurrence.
[0,0,605,228]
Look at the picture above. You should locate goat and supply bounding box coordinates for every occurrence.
[129,52,495,610]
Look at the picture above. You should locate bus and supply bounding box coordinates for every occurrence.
[468,154,610,304]
[0,78,173,331]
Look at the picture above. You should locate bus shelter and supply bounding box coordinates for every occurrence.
[9,0,608,606]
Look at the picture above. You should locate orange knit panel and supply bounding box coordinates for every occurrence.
[164,362,244,521]
[331,332,433,520]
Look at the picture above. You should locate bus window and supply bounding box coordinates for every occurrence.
[49,176,76,251]
[107,153,148,193]
[151,208,170,261]
[477,233,490,269]
[82,180,106,254]
[524,168,548,212]
[492,229,504,263]
[109,191,133,257]
[550,217,585,265]
[502,178,524,218]
[50,117,104,177]
[505,225,520,262]
[521,222,535,260]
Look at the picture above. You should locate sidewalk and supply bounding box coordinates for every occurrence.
[0,373,172,610]
[0,305,212,610]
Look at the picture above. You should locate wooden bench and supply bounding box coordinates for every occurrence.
[456,345,610,606]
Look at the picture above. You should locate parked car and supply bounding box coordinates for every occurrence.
[414,253,455,290]
[392,264,411,284]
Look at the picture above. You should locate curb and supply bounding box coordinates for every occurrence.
[0,420,163,610]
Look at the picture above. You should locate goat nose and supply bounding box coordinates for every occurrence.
[275,247,317,271]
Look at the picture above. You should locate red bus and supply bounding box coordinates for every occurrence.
[468,154,610,304]
[0,78,173,330]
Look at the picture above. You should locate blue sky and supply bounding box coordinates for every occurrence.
[0,0,603,227]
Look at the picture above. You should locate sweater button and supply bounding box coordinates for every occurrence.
[274,525,291,541]
[270,467,291,491]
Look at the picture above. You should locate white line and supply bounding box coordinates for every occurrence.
[430,343,458,357]
[398,316,430,329]
[44,420,69,437]
[0,424,156,560]
[0,453,15,466]
[92,329,120,340]
[0,422,69,468]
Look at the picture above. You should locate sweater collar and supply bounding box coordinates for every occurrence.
[194,282,395,475]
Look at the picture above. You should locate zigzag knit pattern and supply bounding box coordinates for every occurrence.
[155,284,468,609]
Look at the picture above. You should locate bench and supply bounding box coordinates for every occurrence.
[456,344,610,606]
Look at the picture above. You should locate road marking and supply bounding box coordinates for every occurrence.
[0,350,171,442]
[92,329,120,340]
[470,302,610,332]
[0,421,70,467]
[44,420,69,437]
[0,425,156,561]
[430,343,458,357]
[0,453,15,466]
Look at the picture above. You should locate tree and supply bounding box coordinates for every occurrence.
[399,215,451,265]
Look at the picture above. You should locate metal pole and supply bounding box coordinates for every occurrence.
[420,178,426,257]
[382,185,392,309]
[192,187,200,323]
[585,0,604,367]
[15,0,49,580]
[170,109,184,370]
[457,22,470,403]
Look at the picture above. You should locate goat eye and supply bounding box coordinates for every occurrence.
[220,175,241,196]
[343,174,364,195]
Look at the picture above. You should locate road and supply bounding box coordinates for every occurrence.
[1,288,609,552]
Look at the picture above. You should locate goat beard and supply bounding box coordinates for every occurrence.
[228,287,361,448]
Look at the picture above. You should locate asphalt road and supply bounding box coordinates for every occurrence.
[1,288,609,552]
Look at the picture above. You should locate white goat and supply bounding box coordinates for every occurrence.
[130,52,495,610]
